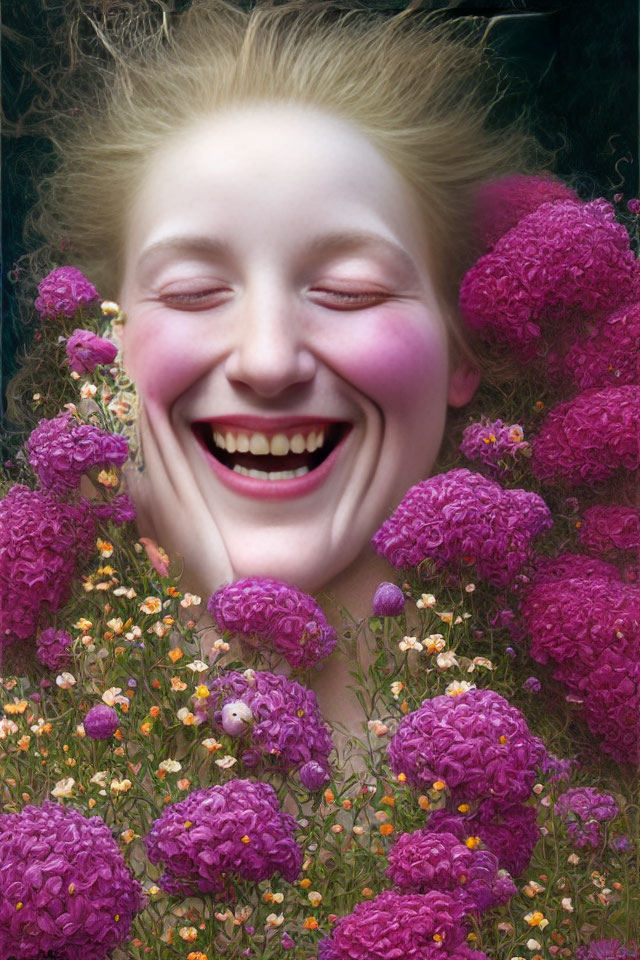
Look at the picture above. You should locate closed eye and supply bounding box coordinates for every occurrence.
[309,288,391,310]
[157,288,233,311]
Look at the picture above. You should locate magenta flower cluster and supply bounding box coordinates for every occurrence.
[0,801,142,960]
[460,199,637,358]
[548,299,640,390]
[317,889,488,960]
[579,505,639,557]
[459,418,529,477]
[531,386,640,485]
[427,799,540,878]
[386,828,516,913]
[576,940,640,960]
[520,568,640,764]
[144,779,302,897]
[35,627,73,671]
[195,670,333,781]
[474,173,579,251]
[34,266,100,320]
[388,688,547,804]
[207,577,337,668]
[66,328,118,374]
[0,486,96,647]
[372,469,551,589]
[554,787,619,849]
[26,413,129,495]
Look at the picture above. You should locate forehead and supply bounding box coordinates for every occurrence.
[124,104,431,269]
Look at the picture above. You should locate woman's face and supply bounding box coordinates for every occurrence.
[120,105,477,597]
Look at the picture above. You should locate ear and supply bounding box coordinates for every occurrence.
[447,360,481,408]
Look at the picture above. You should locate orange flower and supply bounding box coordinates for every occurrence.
[303,917,318,930]
[3,701,28,715]
[168,648,183,664]
[149,706,160,719]
[379,823,394,836]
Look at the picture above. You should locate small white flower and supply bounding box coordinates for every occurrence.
[416,593,437,609]
[215,754,238,770]
[367,719,389,736]
[186,660,209,673]
[398,635,421,652]
[110,778,133,794]
[436,651,459,670]
[158,758,182,773]
[561,897,574,912]
[80,382,97,399]
[422,634,446,654]
[56,672,76,689]
[0,719,18,738]
[243,669,256,686]
[526,940,542,951]
[180,593,202,607]
[140,597,162,615]
[445,680,475,696]
[567,853,581,864]
[211,638,230,653]
[472,656,494,670]
[51,777,76,798]
[265,913,284,928]
[390,681,404,700]
[308,891,323,906]
[90,771,109,787]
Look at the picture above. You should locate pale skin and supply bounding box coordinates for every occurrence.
[120,104,479,733]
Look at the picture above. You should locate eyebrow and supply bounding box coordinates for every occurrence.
[136,230,422,282]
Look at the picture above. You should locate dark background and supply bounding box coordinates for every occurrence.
[2,0,639,429]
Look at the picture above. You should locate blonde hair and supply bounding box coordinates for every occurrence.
[26,0,545,361]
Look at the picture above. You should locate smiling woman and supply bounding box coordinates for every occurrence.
[26,1,540,625]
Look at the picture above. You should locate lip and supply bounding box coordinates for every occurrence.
[193,421,352,501]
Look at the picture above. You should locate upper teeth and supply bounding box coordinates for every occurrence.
[212,428,326,456]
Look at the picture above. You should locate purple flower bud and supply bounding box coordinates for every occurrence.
[127,678,138,689]
[299,761,330,791]
[84,704,120,739]
[505,647,516,659]
[372,582,405,617]
[523,677,542,693]
[66,328,118,374]
[627,198,640,214]
[221,700,253,737]
[282,932,295,950]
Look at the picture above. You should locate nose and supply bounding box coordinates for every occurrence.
[223,282,317,398]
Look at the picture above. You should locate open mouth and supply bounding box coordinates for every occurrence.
[192,420,350,481]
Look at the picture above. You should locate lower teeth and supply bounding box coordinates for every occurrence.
[232,465,310,480]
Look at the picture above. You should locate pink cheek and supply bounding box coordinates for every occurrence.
[334,308,449,405]
[122,317,214,405]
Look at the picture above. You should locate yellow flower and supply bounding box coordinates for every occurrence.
[195,684,209,699]
[3,700,28,715]
[96,539,114,558]
[422,634,446,654]
[308,891,323,906]
[17,736,31,751]
[265,913,285,928]
[97,468,119,489]
[74,618,93,632]
[121,829,137,843]
[299,879,311,889]
[110,778,133,794]
[445,680,475,696]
